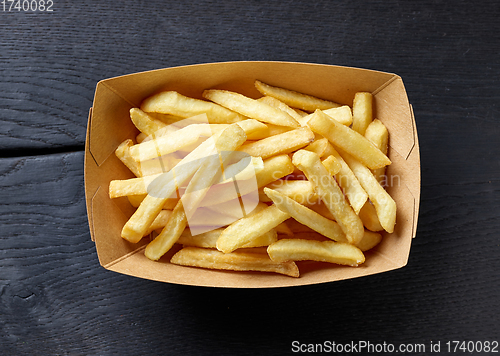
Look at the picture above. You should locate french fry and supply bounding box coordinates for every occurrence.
[322,146,367,214]
[203,89,300,128]
[259,179,317,205]
[265,124,293,137]
[217,156,264,184]
[304,137,329,157]
[238,126,315,159]
[170,247,299,277]
[254,80,341,111]
[365,119,389,185]
[338,149,396,233]
[115,139,142,177]
[322,106,353,126]
[257,95,304,121]
[109,174,162,198]
[356,230,382,252]
[298,106,353,127]
[234,119,269,140]
[255,154,295,187]
[144,210,173,236]
[130,108,170,137]
[352,92,373,135]
[141,91,245,124]
[178,227,277,249]
[291,150,364,244]
[216,205,290,253]
[139,154,182,176]
[145,200,187,260]
[267,239,365,266]
[127,194,178,210]
[358,201,384,232]
[264,188,348,243]
[129,123,214,162]
[307,109,391,170]
[321,155,341,176]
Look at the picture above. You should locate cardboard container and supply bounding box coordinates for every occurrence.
[85,61,420,288]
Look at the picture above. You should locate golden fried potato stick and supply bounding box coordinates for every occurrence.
[141,91,244,124]
[257,96,304,121]
[254,80,341,112]
[322,146,367,214]
[127,195,178,210]
[322,106,353,126]
[307,109,391,170]
[216,205,290,253]
[259,180,317,205]
[238,126,315,159]
[203,89,300,128]
[291,150,364,244]
[358,201,384,232]
[144,210,173,236]
[321,155,341,176]
[365,119,389,185]
[298,106,353,127]
[352,92,373,135]
[109,174,162,198]
[265,124,293,137]
[130,108,170,137]
[121,125,246,243]
[178,227,277,249]
[264,188,348,243]
[338,149,396,233]
[170,247,299,277]
[115,139,142,177]
[145,200,187,260]
[356,230,382,252]
[139,154,182,176]
[304,137,329,157]
[267,239,365,266]
[129,123,213,162]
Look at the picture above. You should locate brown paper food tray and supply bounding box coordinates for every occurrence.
[85,61,420,288]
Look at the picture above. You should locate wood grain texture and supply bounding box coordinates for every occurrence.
[0,0,499,354]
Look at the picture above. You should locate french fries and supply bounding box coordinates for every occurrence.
[307,109,391,170]
[292,150,365,244]
[338,149,396,233]
[109,80,398,278]
[264,188,347,243]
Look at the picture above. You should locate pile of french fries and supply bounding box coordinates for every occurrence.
[109,80,396,278]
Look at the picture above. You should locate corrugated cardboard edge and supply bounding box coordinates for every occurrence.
[85,61,421,288]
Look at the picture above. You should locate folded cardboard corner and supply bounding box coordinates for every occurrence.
[84,61,420,288]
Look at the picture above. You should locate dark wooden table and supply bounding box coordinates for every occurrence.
[1,1,499,355]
